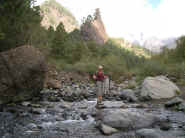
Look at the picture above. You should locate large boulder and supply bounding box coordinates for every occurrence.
[101,109,160,130]
[141,76,179,100]
[0,45,47,104]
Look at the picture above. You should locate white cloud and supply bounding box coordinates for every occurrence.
[155,0,185,38]
[36,0,185,41]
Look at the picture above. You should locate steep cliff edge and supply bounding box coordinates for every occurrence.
[40,0,79,32]
[81,9,108,45]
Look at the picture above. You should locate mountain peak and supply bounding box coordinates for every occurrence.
[80,9,108,45]
[40,0,79,32]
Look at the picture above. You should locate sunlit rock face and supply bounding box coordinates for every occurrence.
[40,0,79,32]
[81,8,108,45]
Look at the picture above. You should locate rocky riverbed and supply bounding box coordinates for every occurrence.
[0,81,185,138]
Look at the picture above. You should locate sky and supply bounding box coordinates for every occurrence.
[36,0,185,42]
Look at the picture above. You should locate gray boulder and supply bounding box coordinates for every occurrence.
[102,101,126,108]
[165,97,184,107]
[120,89,138,102]
[101,109,160,130]
[141,76,179,100]
[99,123,118,135]
[178,102,185,111]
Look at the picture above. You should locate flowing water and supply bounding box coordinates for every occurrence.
[0,90,185,138]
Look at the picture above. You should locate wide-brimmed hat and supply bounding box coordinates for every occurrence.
[98,65,103,69]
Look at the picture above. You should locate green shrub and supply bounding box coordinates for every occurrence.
[73,62,97,74]
[136,60,167,78]
[175,90,181,95]
[167,63,185,80]
[125,83,137,89]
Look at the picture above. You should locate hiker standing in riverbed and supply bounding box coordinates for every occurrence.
[93,65,107,108]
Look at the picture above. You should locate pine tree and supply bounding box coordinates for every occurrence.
[0,27,4,40]
[175,36,185,61]
[0,0,42,52]
[51,23,68,57]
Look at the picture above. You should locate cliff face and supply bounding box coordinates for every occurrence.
[40,0,79,32]
[81,9,108,45]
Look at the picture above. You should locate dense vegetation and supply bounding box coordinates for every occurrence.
[145,36,185,85]
[133,35,185,86]
[46,20,147,80]
[0,0,184,84]
[0,0,43,52]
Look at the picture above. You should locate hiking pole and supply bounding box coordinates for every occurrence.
[109,75,111,94]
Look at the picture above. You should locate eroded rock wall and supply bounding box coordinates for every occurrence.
[81,9,108,45]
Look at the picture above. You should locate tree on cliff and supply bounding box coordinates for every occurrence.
[51,23,85,63]
[51,23,68,57]
[0,0,42,52]
[94,8,101,20]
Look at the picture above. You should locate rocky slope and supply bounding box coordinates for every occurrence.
[40,0,79,32]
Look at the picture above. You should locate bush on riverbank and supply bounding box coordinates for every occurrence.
[135,36,185,85]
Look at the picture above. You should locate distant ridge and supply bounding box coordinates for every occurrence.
[143,37,177,53]
[110,38,151,58]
